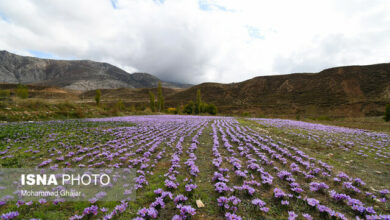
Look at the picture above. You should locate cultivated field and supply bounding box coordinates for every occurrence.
[0,115,389,219]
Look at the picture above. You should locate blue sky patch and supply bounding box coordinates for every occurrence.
[0,12,9,22]
[28,50,57,59]
[246,26,264,39]
[153,0,165,4]
[198,0,230,12]
[110,0,118,9]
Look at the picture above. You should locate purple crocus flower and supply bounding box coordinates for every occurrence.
[306,198,319,207]
[251,198,266,208]
[177,204,196,218]
[174,195,188,204]
[1,211,19,220]
[281,200,289,205]
[288,211,298,220]
[83,205,99,216]
[379,189,389,195]
[185,183,197,192]
[273,188,286,198]
[302,213,313,220]
[225,212,242,220]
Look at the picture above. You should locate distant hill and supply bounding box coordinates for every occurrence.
[0,50,191,90]
[167,64,390,117]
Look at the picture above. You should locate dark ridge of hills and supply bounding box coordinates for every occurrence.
[0,50,191,90]
[166,63,390,117]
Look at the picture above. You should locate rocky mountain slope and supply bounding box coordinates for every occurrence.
[0,50,191,90]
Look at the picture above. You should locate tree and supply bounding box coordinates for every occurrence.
[385,103,390,122]
[183,101,194,114]
[195,89,202,114]
[184,89,217,115]
[156,82,164,112]
[95,89,101,106]
[161,96,165,112]
[16,84,28,99]
[176,104,181,114]
[149,91,156,112]
[206,103,217,115]
[200,102,206,113]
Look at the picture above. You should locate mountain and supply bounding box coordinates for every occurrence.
[167,64,390,117]
[0,50,191,90]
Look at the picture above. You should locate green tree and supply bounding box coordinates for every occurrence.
[183,101,194,114]
[95,89,101,106]
[156,82,164,112]
[200,102,206,113]
[206,103,217,115]
[16,84,28,99]
[195,89,202,114]
[176,104,181,114]
[149,91,156,112]
[385,103,390,122]
[161,96,165,112]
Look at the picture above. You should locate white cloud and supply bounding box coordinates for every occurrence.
[0,0,389,84]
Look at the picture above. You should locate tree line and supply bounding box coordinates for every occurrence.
[182,89,217,115]
[147,83,217,115]
[148,82,164,112]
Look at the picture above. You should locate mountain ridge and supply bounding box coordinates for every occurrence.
[0,50,191,90]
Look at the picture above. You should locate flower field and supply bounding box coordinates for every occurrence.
[0,115,389,219]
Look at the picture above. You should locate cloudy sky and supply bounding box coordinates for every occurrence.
[0,0,389,84]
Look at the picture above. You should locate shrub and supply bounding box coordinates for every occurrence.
[184,89,217,115]
[0,101,7,108]
[206,103,217,115]
[241,112,250,117]
[316,115,331,121]
[0,89,10,99]
[74,108,85,118]
[16,84,28,99]
[95,89,101,106]
[385,103,390,122]
[167,107,177,114]
[183,101,194,114]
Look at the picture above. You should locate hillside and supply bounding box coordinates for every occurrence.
[166,63,390,117]
[0,50,191,90]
